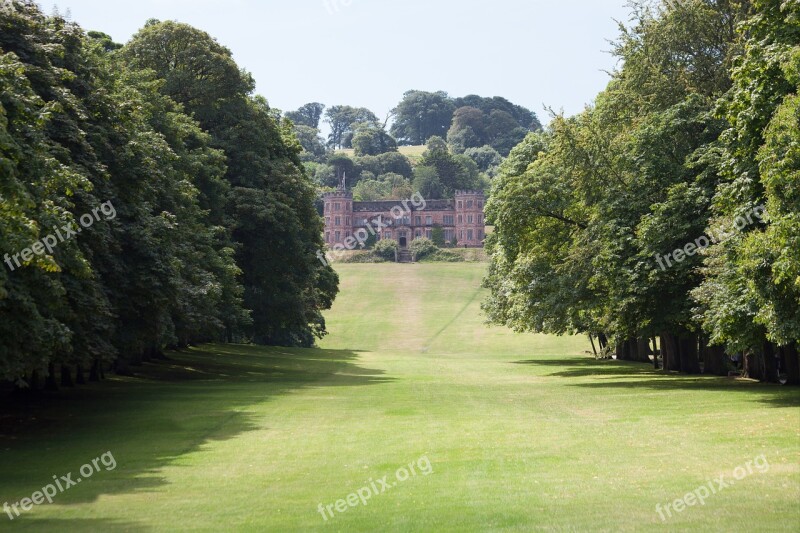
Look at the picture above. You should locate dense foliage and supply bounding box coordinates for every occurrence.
[484,0,800,384]
[0,1,338,386]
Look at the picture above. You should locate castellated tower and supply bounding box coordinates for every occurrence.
[322,189,354,247]
[454,190,485,248]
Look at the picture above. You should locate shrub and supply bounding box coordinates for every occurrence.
[431,225,445,247]
[410,238,438,260]
[341,251,387,263]
[418,250,465,263]
[363,232,378,249]
[374,239,399,260]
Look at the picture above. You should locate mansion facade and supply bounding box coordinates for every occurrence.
[323,189,486,249]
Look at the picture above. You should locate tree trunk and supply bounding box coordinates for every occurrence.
[589,334,598,356]
[702,342,729,376]
[679,334,701,374]
[651,338,660,369]
[89,360,102,382]
[60,365,74,387]
[115,357,134,377]
[781,344,799,385]
[661,333,681,372]
[745,351,766,381]
[28,370,40,391]
[763,342,780,384]
[633,337,652,363]
[45,362,59,391]
[597,333,609,350]
[75,364,86,385]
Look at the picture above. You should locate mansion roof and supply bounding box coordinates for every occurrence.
[353,199,455,212]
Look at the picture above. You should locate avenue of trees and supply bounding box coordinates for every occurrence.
[0,2,338,387]
[483,0,800,384]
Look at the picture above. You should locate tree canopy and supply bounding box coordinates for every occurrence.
[0,2,338,387]
[484,0,800,384]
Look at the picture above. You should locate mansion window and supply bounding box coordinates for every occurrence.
[335,231,341,241]
[385,231,392,240]
[467,200,474,208]
[415,229,422,238]
[468,214,474,224]
[416,216,422,225]
[425,229,432,239]
[325,217,331,226]
[457,201,463,209]
[467,229,474,241]
[444,229,455,242]
[334,202,341,211]
[458,215,463,224]
[443,215,454,225]
[335,216,341,226]
[325,232,330,243]
[477,229,483,240]
[346,217,350,225]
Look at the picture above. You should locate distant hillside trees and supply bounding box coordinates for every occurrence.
[413,137,484,198]
[293,125,327,160]
[324,105,379,149]
[391,90,457,145]
[352,122,398,156]
[391,91,541,155]
[286,102,326,129]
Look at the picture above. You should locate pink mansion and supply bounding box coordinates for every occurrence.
[323,189,486,249]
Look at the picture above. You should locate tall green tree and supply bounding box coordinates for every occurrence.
[391,90,456,145]
[324,105,378,149]
[286,102,325,129]
[125,20,338,347]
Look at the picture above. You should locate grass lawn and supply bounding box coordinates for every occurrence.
[0,263,798,531]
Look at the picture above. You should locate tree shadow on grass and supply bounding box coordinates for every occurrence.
[514,357,658,377]
[3,518,151,532]
[0,344,392,531]
[514,357,800,409]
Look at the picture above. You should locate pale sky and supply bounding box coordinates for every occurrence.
[47,0,634,126]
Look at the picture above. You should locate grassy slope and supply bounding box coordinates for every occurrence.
[0,263,798,532]
[336,145,427,164]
